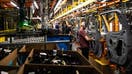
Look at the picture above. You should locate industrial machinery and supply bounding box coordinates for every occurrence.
[84,0,132,73]
[50,0,132,73]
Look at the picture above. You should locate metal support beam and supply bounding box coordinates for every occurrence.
[40,0,50,28]
[16,0,26,32]
[40,0,44,27]
[19,0,25,22]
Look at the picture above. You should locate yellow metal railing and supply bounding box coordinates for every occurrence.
[0,29,16,33]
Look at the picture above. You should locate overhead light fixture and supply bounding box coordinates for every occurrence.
[31,16,42,21]
[33,0,39,9]
[10,1,19,9]
[54,0,67,14]
[54,0,62,11]
[50,13,53,18]
[50,0,62,19]
[55,0,96,19]
[60,0,67,6]
[54,7,61,14]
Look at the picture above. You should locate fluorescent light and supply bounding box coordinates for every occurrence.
[54,0,67,14]
[55,0,96,19]
[60,0,67,5]
[50,13,53,18]
[10,1,17,7]
[33,0,39,9]
[54,0,62,11]
[101,0,107,2]
[16,7,19,9]
[54,7,61,14]
[10,1,19,9]
[31,16,42,21]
